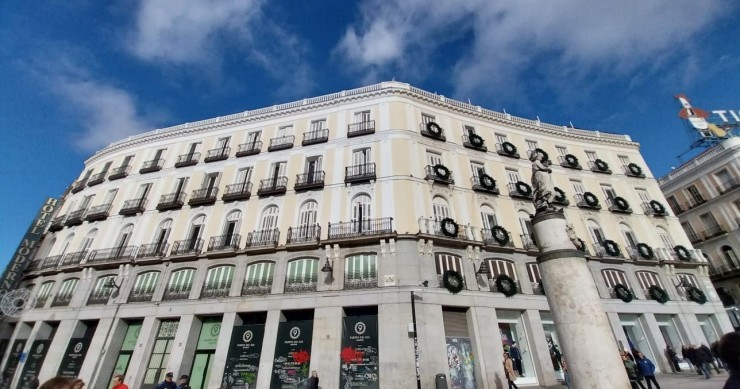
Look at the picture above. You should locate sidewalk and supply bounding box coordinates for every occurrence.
[540,371,729,388]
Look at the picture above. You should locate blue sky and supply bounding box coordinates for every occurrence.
[1,1,739,269]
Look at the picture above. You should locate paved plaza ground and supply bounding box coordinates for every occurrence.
[539,370,730,388]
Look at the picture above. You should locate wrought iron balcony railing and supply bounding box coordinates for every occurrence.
[39,255,62,270]
[48,215,65,232]
[462,134,487,151]
[64,209,86,227]
[257,177,288,197]
[495,143,520,158]
[157,192,186,211]
[268,135,295,152]
[204,147,230,162]
[241,282,272,296]
[558,155,582,169]
[87,290,113,305]
[284,281,318,293]
[51,294,73,307]
[175,152,201,168]
[85,204,112,222]
[701,226,726,240]
[471,176,499,195]
[425,165,454,185]
[481,228,514,247]
[140,158,164,174]
[507,182,533,199]
[119,198,147,216]
[575,194,601,210]
[88,246,137,264]
[606,197,632,214]
[108,165,131,180]
[162,287,192,301]
[436,274,467,290]
[34,297,48,309]
[294,171,325,191]
[302,128,329,146]
[222,182,252,202]
[71,179,88,193]
[236,141,262,157]
[137,242,169,259]
[208,234,241,252]
[345,276,378,290]
[347,120,375,137]
[716,179,739,194]
[419,122,446,141]
[189,187,219,206]
[345,163,376,183]
[245,228,280,248]
[170,239,204,256]
[87,172,106,186]
[588,160,612,174]
[424,218,474,241]
[128,290,155,303]
[328,217,393,240]
[61,251,88,266]
[287,224,321,245]
[200,284,232,299]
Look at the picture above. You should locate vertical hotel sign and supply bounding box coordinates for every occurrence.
[0,198,59,296]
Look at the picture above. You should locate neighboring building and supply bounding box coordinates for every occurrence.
[658,137,740,329]
[0,81,732,389]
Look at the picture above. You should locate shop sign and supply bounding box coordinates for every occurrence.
[221,325,264,389]
[271,321,313,389]
[340,315,379,388]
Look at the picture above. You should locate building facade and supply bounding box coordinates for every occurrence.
[658,137,740,329]
[0,81,733,389]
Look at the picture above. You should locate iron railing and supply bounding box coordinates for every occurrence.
[295,171,325,191]
[489,279,521,294]
[425,165,454,184]
[71,179,88,193]
[48,216,65,232]
[208,234,241,251]
[328,217,393,239]
[462,134,487,150]
[61,251,88,266]
[716,179,739,194]
[51,294,73,307]
[558,155,581,169]
[426,219,474,240]
[436,274,466,290]
[701,226,726,240]
[34,297,48,309]
[119,198,147,215]
[85,204,112,221]
[257,177,288,196]
[162,287,192,301]
[236,141,262,157]
[39,255,63,270]
[140,158,164,173]
[345,276,378,290]
[88,246,137,263]
[204,147,230,162]
[200,284,231,299]
[189,188,219,205]
[284,281,317,293]
[470,176,499,194]
[222,182,252,201]
[302,129,329,145]
[128,290,155,303]
[241,282,272,296]
[157,192,186,210]
[65,209,86,226]
[268,135,295,151]
[481,228,514,247]
[245,228,280,248]
[575,194,601,209]
[175,152,201,167]
[588,160,611,173]
[108,165,131,180]
[137,242,169,259]
[419,122,446,140]
[87,172,106,186]
[347,120,375,137]
[345,163,376,183]
[507,182,532,199]
[87,290,113,305]
[171,239,204,256]
[286,224,321,244]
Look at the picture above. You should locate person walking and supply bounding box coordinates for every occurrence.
[503,352,519,389]
[665,345,681,373]
[635,352,660,389]
[307,371,319,389]
[156,373,177,389]
[694,344,714,379]
[509,342,524,376]
[622,352,646,389]
[561,355,572,389]
[111,374,128,389]
[684,345,702,376]
[701,343,722,374]
[718,331,740,389]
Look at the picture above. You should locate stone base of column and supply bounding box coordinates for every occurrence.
[532,210,630,389]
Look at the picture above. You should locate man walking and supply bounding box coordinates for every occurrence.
[156,372,177,389]
[111,374,128,389]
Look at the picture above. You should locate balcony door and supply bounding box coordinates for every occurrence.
[247,131,261,147]
[305,156,322,183]
[223,211,241,245]
[259,206,279,243]
[174,177,188,197]
[202,173,219,195]
[115,225,133,257]
[352,194,372,232]
[188,216,205,250]
[269,162,286,183]
[298,201,318,238]
[470,162,485,179]
[154,219,172,253]
[587,220,605,246]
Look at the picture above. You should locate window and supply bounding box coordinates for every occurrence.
[432,196,450,220]
[601,269,629,289]
[88,275,116,304]
[685,185,704,204]
[656,227,675,248]
[676,273,699,288]
[114,225,134,254]
[681,222,698,240]
[35,281,55,306]
[635,189,650,204]
[245,262,275,287]
[714,169,735,189]
[495,134,508,145]
[153,219,172,251]
[172,177,189,195]
[421,113,435,125]
[79,195,95,211]
[185,142,201,158]
[188,215,206,245]
[53,278,79,306]
[276,125,293,138]
[260,206,279,231]
[222,211,241,242]
[525,140,538,152]
[129,271,159,301]
[426,151,443,166]
[80,228,98,252]
[618,156,630,166]
[721,246,738,268]
[304,155,322,178]
[298,201,318,230]
[555,146,567,157]
[268,161,287,180]
[587,220,605,245]
[600,184,616,201]
[310,119,326,132]
[352,193,372,223]
[354,110,371,123]
[480,205,497,230]
[619,224,637,249]
[201,172,220,194]
[165,268,196,296]
[286,258,319,284]
[435,253,464,273]
[151,148,165,162]
[215,137,230,151]
[463,125,476,135]
[585,151,597,162]
[506,169,520,185]
[700,212,720,230]
[666,196,681,214]
[519,210,535,246]
[246,131,261,145]
[570,180,585,195]
[352,148,371,166]
[203,266,234,292]
[482,259,518,279]
[59,233,75,255]
[345,254,377,280]
[120,155,133,168]
[635,271,662,290]
[143,320,179,386]
[470,162,485,178]
[103,189,118,205]
[526,263,541,283]
[136,183,152,200]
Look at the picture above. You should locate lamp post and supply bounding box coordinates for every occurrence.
[410,291,421,389]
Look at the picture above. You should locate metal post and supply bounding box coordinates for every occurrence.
[410,291,421,389]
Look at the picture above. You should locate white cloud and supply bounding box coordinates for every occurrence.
[336,0,729,98]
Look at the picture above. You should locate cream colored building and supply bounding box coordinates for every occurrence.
[1,81,732,389]
[658,136,740,329]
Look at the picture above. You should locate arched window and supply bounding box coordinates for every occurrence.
[482,258,518,279]
[34,281,55,308]
[519,210,536,248]
[635,271,662,293]
[88,275,117,305]
[721,246,738,268]
[352,193,372,232]
[676,273,699,287]
[164,268,196,301]
[79,229,98,252]
[480,205,497,230]
[154,219,173,248]
[345,254,377,289]
[59,233,75,255]
[260,206,279,230]
[129,271,160,302]
[221,211,242,247]
[587,219,605,245]
[188,215,206,242]
[656,226,674,248]
[285,258,319,293]
[619,223,637,249]
[202,266,234,298]
[601,269,630,297]
[115,224,134,251]
[432,196,450,220]
[297,201,318,239]
[52,278,79,307]
[243,261,275,295]
[434,253,465,288]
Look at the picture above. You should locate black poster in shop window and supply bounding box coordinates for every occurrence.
[16,340,50,389]
[340,315,379,389]
[270,320,313,389]
[57,337,92,378]
[0,340,26,389]
[221,325,265,389]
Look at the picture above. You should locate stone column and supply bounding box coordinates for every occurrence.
[532,211,630,389]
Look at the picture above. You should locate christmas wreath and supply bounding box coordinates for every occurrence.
[501,141,518,156]
[583,192,600,207]
[564,154,579,167]
[674,245,691,261]
[613,284,634,303]
[533,148,550,162]
[603,240,621,257]
[553,187,567,203]
[636,243,655,260]
[426,121,443,138]
[440,218,459,238]
[613,196,630,211]
[649,200,666,215]
[594,159,610,172]
[648,285,670,304]
[515,181,532,197]
[627,163,643,176]
[480,174,496,191]
[442,270,465,294]
[433,164,451,181]
[469,133,485,148]
[686,286,707,304]
[494,274,518,297]
[491,226,510,246]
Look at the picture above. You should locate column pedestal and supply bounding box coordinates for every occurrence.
[532,211,630,389]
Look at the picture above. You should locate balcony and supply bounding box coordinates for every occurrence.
[425,165,455,185]
[244,228,280,249]
[419,122,446,141]
[175,152,200,168]
[482,228,514,248]
[207,234,241,252]
[558,155,582,170]
[552,189,570,206]
[686,232,703,244]
[422,218,476,244]
[575,193,602,210]
[170,239,203,257]
[489,279,521,294]
[119,198,147,216]
[436,274,467,290]
[588,160,612,174]
[87,291,112,305]
[286,224,321,246]
[257,177,288,197]
[87,172,106,187]
[39,255,62,270]
[137,242,169,259]
[85,204,111,222]
[222,182,252,202]
[200,285,231,299]
[139,158,164,174]
[268,135,295,152]
[284,280,318,294]
[609,286,637,299]
[462,134,487,151]
[606,197,632,214]
[156,192,186,211]
[345,276,378,290]
[204,147,230,163]
[701,226,727,240]
[64,209,86,227]
[641,201,669,217]
[241,282,272,296]
[295,171,325,192]
[623,164,646,178]
[521,234,538,251]
[70,179,88,194]
[507,182,533,200]
[188,188,218,207]
[328,217,394,242]
[51,294,73,307]
[345,163,376,184]
[531,282,545,295]
[87,246,137,266]
[34,297,48,309]
[716,179,739,195]
[61,251,88,267]
[235,141,262,157]
[128,289,155,303]
[471,175,499,195]
[48,216,65,232]
[347,120,375,137]
[302,129,329,146]
[495,142,520,159]
[108,165,131,180]
[162,287,192,301]
[592,242,623,259]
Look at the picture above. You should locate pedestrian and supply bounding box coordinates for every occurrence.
[156,372,177,389]
[111,374,128,389]
[622,352,646,389]
[701,343,722,374]
[693,344,714,379]
[503,352,519,389]
[683,345,702,376]
[635,352,661,389]
[712,341,728,371]
[718,331,740,389]
[665,345,681,373]
[39,377,85,389]
[561,355,572,389]
[509,342,524,376]
[176,375,191,389]
[307,370,319,389]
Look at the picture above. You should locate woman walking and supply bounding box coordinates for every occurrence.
[503,352,519,389]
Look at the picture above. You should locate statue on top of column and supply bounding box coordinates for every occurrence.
[530,150,556,214]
